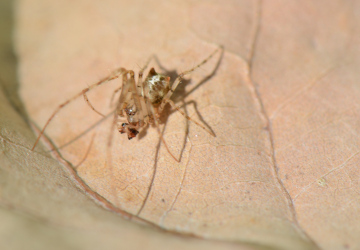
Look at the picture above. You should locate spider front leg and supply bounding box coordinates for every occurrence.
[116,70,145,139]
[138,58,153,122]
[31,67,127,151]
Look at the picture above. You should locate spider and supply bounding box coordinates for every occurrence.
[31,47,222,162]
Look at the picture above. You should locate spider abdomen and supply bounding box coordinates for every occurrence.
[145,68,170,106]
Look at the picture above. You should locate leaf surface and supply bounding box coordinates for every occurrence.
[11,0,360,249]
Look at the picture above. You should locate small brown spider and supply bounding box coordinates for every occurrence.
[32,47,221,161]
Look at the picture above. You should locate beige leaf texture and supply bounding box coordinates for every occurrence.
[2,0,358,249]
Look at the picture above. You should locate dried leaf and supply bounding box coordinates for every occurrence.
[12,0,360,249]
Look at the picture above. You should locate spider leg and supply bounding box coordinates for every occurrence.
[166,99,215,136]
[149,103,179,162]
[138,69,150,125]
[109,86,122,107]
[32,67,127,151]
[158,47,221,112]
[74,132,96,168]
[116,71,142,139]
[139,92,149,126]
[106,97,122,206]
[110,54,151,108]
[109,70,131,150]
[117,70,131,116]
[136,56,154,126]
[83,92,105,117]
[129,70,144,126]
[107,70,133,193]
